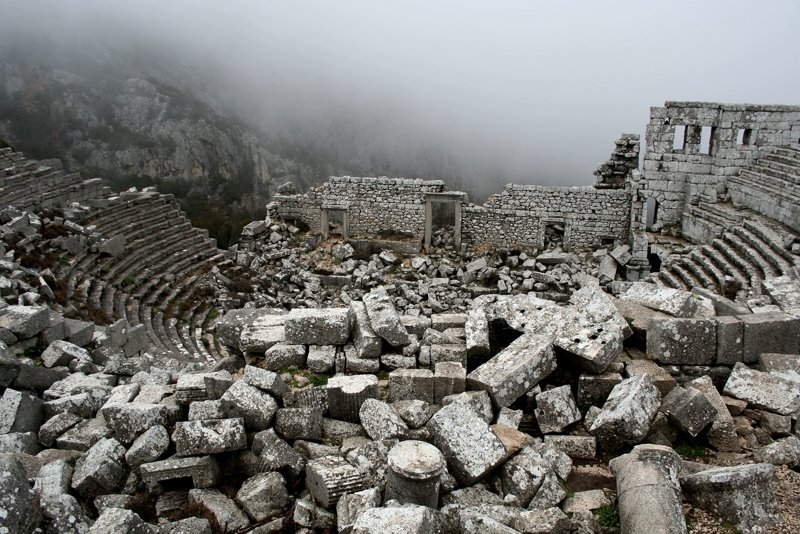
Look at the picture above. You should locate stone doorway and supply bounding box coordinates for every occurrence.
[321,208,348,240]
[424,192,466,250]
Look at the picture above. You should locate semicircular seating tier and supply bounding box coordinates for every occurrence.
[646,146,800,301]
[0,147,235,365]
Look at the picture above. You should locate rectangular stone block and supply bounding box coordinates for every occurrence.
[716,316,743,365]
[467,334,556,408]
[647,318,716,365]
[739,312,800,364]
[173,418,247,456]
[349,302,382,359]
[284,308,351,345]
[434,362,466,404]
[389,369,434,404]
[430,344,467,368]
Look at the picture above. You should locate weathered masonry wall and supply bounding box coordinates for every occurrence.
[638,102,800,229]
[463,185,632,250]
[270,176,446,237]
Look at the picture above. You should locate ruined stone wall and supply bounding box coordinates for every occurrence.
[464,185,632,250]
[271,176,445,237]
[639,102,800,228]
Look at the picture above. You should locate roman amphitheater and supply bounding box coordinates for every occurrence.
[0,101,799,533]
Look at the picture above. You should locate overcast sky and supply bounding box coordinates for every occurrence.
[3,0,799,188]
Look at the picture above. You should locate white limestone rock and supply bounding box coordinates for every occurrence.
[284,307,351,345]
[467,334,556,408]
[173,418,247,457]
[723,362,800,416]
[534,385,581,434]
[426,402,506,485]
[359,398,408,441]
[363,287,410,347]
[589,374,661,449]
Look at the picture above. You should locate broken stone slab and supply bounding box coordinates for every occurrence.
[543,435,596,460]
[757,434,800,467]
[294,496,336,529]
[343,438,396,488]
[239,312,285,353]
[326,374,379,423]
[70,437,127,498]
[739,311,800,364]
[263,343,307,371]
[760,352,800,379]
[351,505,442,534]
[660,386,716,437]
[125,425,169,466]
[562,489,611,513]
[681,463,781,533]
[140,455,220,489]
[173,418,247,457]
[306,454,371,509]
[41,339,92,368]
[761,275,800,316]
[102,402,168,444]
[647,318,716,365]
[624,359,676,396]
[0,388,42,434]
[216,308,280,348]
[620,282,699,317]
[441,390,494,424]
[2,457,42,534]
[220,380,278,431]
[284,307,351,345]
[188,488,250,532]
[350,301,382,358]
[715,315,744,366]
[426,401,507,485]
[589,374,661,449]
[570,281,633,340]
[464,308,490,359]
[434,361,466,404]
[534,385,581,434]
[511,507,571,534]
[459,510,518,533]
[275,407,323,440]
[43,391,99,419]
[467,334,555,408]
[609,444,686,534]
[392,400,434,429]
[359,398,409,441]
[692,287,751,316]
[389,368,434,404]
[56,416,111,451]
[174,371,233,404]
[307,345,336,373]
[241,365,289,397]
[0,305,49,338]
[88,507,156,534]
[429,344,467,368]
[363,287,410,346]
[337,488,382,534]
[38,412,81,447]
[684,376,740,452]
[723,362,800,416]
[235,472,291,522]
[498,445,549,507]
[0,431,39,454]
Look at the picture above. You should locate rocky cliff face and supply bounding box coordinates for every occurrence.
[0,59,274,196]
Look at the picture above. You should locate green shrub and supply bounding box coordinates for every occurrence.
[594,504,620,529]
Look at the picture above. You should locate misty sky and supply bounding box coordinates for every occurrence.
[3,0,800,189]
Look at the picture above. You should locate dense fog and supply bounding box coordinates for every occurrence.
[2,0,799,196]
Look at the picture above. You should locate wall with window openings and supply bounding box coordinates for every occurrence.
[637,101,800,229]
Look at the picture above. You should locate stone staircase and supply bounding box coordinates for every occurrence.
[0,148,232,365]
[649,202,799,301]
[728,146,800,233]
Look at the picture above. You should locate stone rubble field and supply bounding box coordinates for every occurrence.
[1,244,799,534]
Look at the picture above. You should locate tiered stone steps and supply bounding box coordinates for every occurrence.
[0,149,231,366]
[650,203,799,301]
[728,146,800,233]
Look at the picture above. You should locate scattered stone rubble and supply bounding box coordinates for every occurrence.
[2,104,800,532]
[0,272,797,533]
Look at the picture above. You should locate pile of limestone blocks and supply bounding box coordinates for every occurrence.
[1,277,799,533]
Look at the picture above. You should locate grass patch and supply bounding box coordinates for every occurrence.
[675,440,706,459]
[594,504,620,529]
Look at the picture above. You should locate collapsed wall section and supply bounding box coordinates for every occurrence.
[639,102,800,230]
[463,185,631,250]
